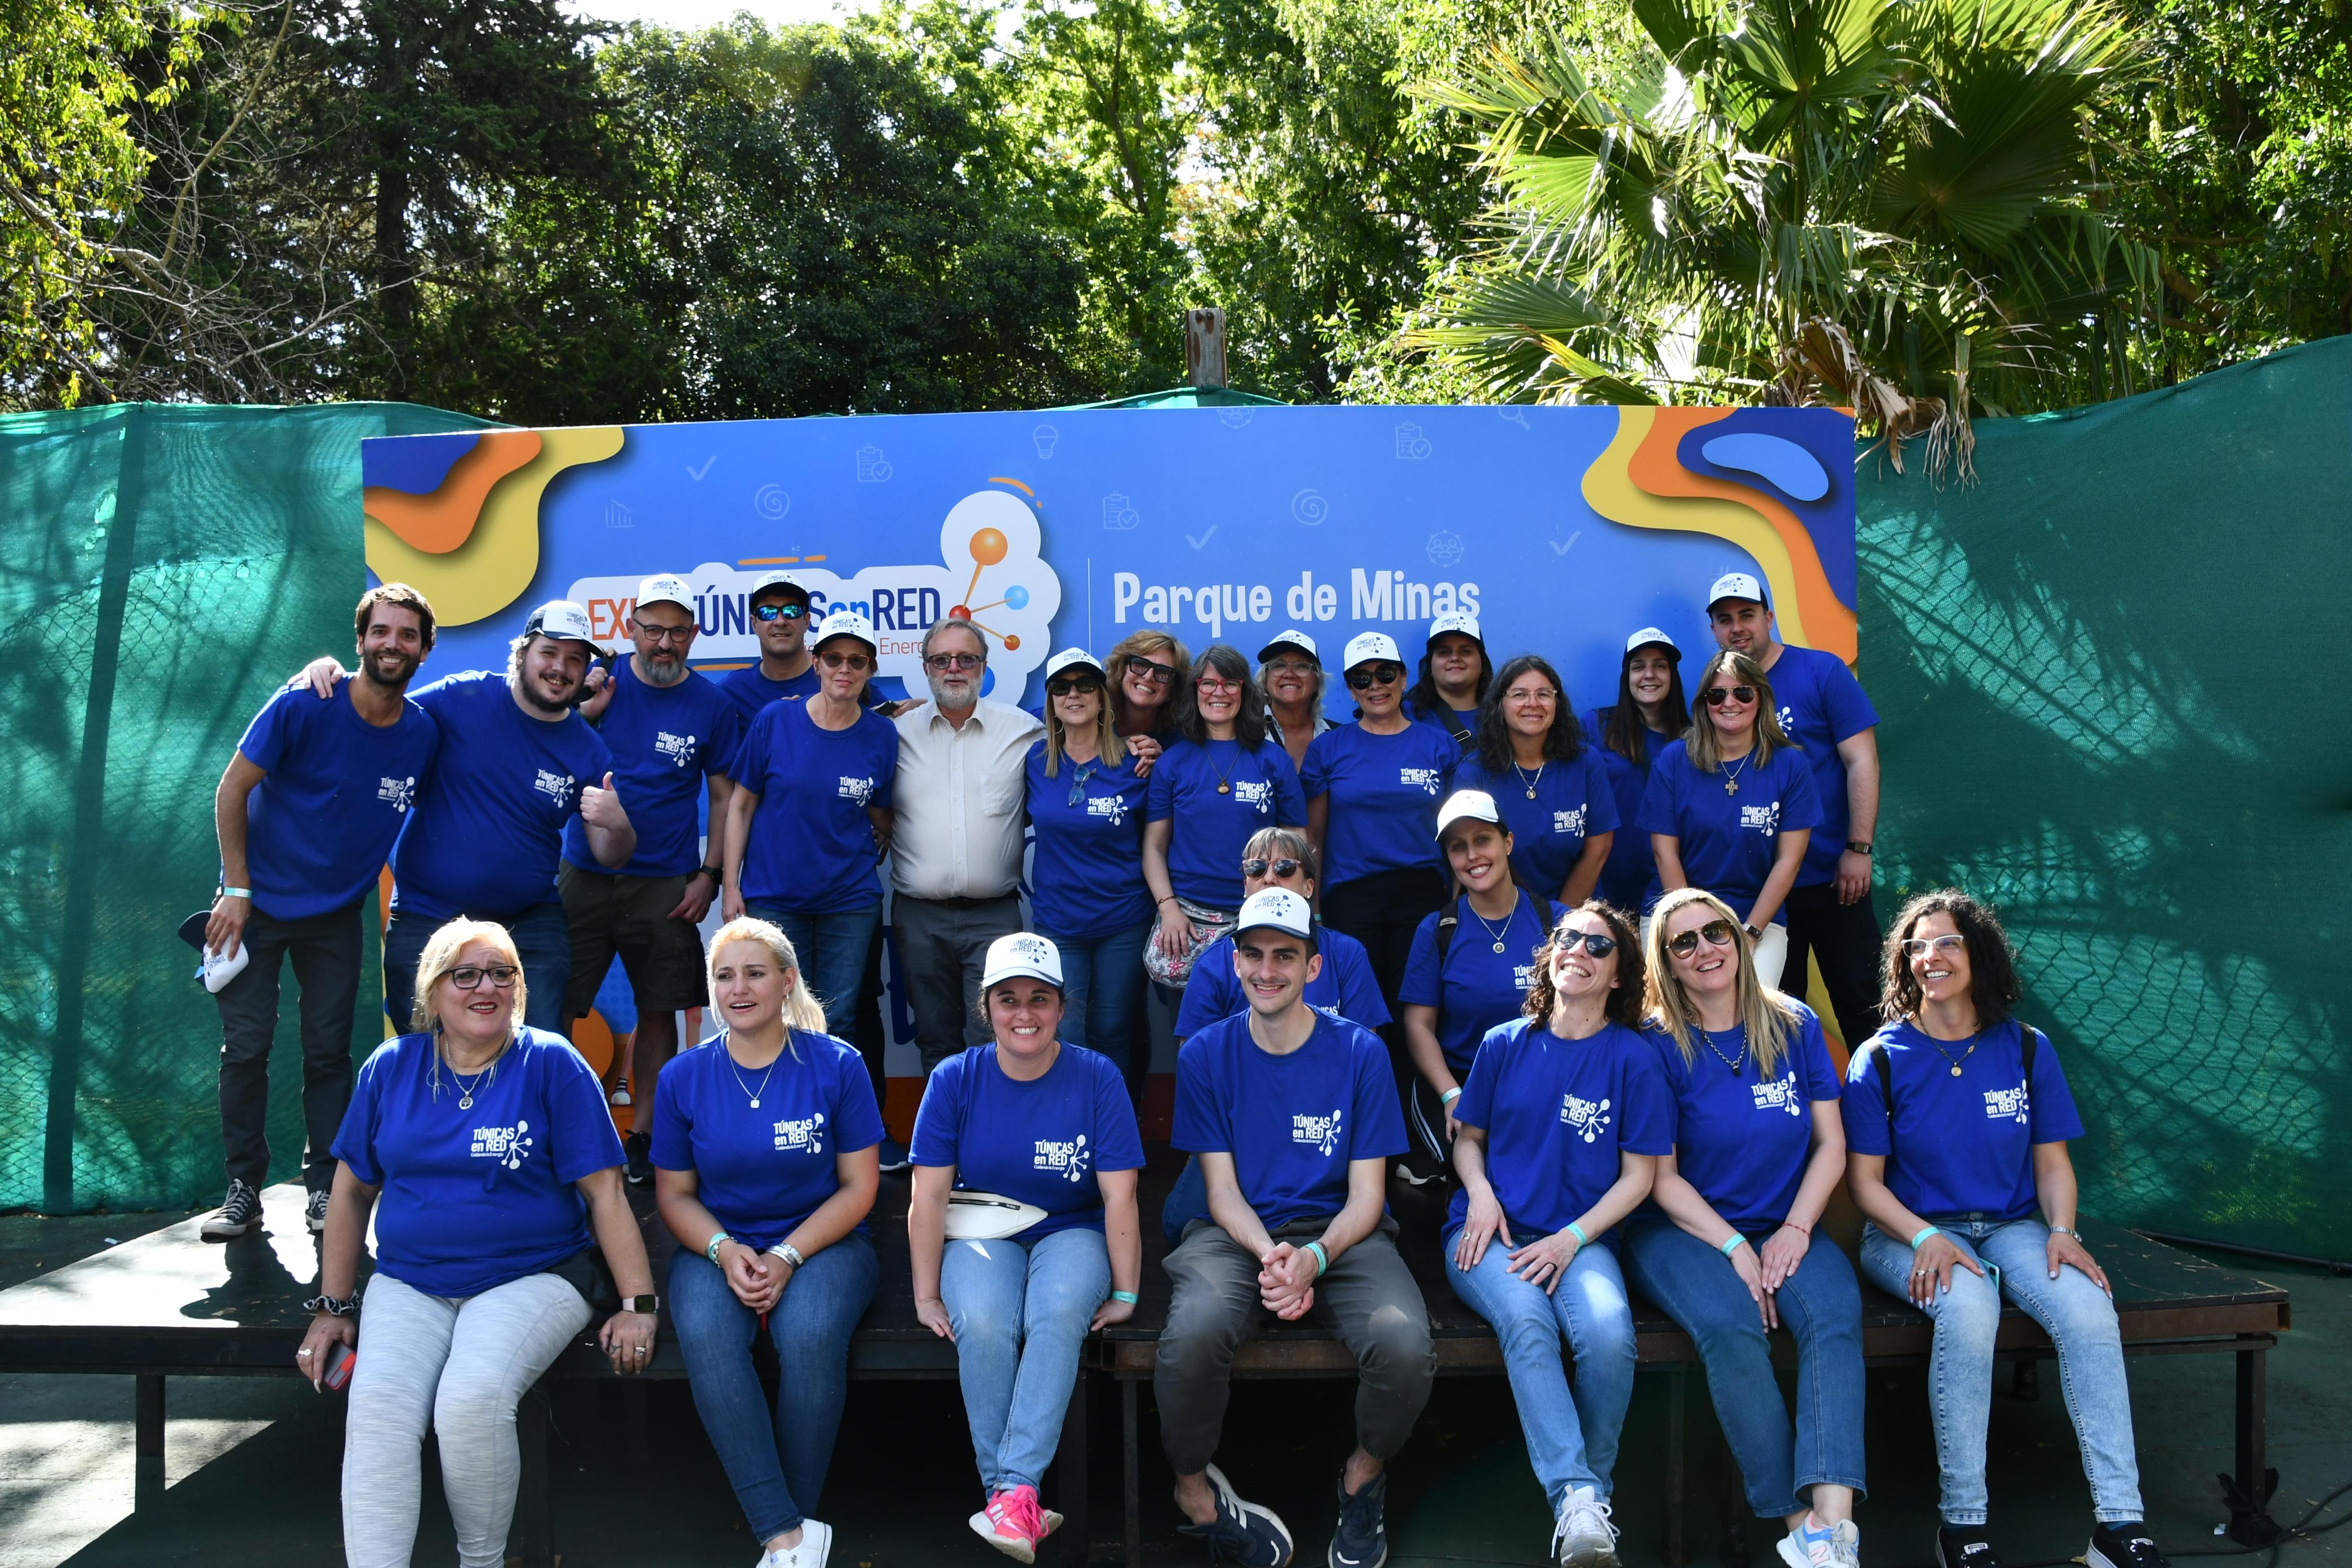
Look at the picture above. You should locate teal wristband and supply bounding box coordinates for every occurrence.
[1565,1222,1588,1248]
[1910,1224,1941,1250]
[1720,1234,1748,1258]
[1110,1289,1138,1305]
[705,1232,732,1265]
[1440,1086,1462,1106]
[1304,1241,1330,1278]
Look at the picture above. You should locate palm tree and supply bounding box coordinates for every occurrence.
[1407,0,2154,475]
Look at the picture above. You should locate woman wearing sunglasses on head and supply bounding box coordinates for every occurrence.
[1583,630,1690,915]
[1628,888,1865,1568]
[1023,649,1154,1093]
[1845,891,2168,1568]
[1446,901,1669,1568]
[1637,651,1820,988]
[1171,828,1388,1043]
[1106,630,1191,773]
[1455,654,1619,909]
[720,611,902,1106]
[1142,644,1309,996]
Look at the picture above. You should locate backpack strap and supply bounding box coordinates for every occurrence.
[1876,1039,1895,1121]
[1434,894,1462,966]
[2021,1023,2040,1084]
[1436,702,1473,749]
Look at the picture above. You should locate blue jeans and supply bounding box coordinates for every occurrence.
[668,1234,878,1539]
[1861,1218,2144,1525]
[747,901,883,1037]
[941,1227,1112,1494]
[1039,917,1151,1087]
[382,901,571,1035]
[1624,1222,1868,1517]
[1448,1236,1637,1507]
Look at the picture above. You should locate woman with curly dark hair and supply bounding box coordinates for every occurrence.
[1844,890,2168,1568]
[1455,654,1619,907]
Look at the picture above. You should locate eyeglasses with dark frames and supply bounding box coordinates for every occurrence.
[442,964,520,990]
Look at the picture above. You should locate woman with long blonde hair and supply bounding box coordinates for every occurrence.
[1629,888,1865,1568]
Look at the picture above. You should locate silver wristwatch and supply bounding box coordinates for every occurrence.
[2049,1225,2082,1240]
[767,1242,805,1270]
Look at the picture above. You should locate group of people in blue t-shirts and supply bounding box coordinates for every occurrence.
[225,576,2170,1568]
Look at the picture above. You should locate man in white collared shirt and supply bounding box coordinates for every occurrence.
[892,618,1044,1077]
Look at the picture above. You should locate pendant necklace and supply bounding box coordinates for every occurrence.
[1695,1024,1747,1076]
[1513,757,1545,800]
[1212,739,1235,795]
[445,1039,504,1111]
[1470,896,1518,955]
[1925,1036,1979,1078]
[724,1031,781,1108]
[1721,751,1753,797]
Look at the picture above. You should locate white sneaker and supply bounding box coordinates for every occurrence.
[757,1518,832,1567]
[1552,1486,1619,1568]
[1779,1518,1861,1568]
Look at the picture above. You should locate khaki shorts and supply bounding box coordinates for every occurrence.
[558,862,709,1018]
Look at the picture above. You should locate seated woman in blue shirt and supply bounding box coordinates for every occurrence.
[1454,654,1618,908]
[652,917,884,1568]
[1024,648,1153,1090]
[1447,901,1671,1568]
[1845,892,2170,1568]
[1638,650,1820,991]
[299,918,658,1568]
[1628,888,1865,1568]
[1398,790,1556,1170]
[910,933,1146,1564]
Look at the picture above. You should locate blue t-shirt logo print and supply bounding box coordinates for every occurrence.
[1033,1132,1093,1183]
[1291,1107,1345,1157]
[773,1110,827,1154]
[534,770,577,810]
[1560,1093,1612,1143]
[1749,1070,1805,1116]
[378,775,417,812]
[470,1119,534,1171]
[654,730,697,768]
[1984,1081,2032,1124]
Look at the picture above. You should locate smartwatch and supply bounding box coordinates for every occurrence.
[622,1294,661,1313]
[700,865,723,883]
[1846,840,1873,854]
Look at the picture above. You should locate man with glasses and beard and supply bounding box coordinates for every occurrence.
[201,585,444,1240]
[293,599,636,1041]
[565,574,742,1183]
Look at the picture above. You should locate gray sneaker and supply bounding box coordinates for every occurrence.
[201,1179,263,1240]
[1552,1486,1619,1568]
[304,1187,330,1233]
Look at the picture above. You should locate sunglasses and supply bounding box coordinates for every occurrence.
[750,602,808,622]
[925,652,985,671]
[1665,919,1739,959]
[1126,656,1177,685]
[818,649,872,672]
[1551,929,1618,957]
[1242,857,1305,880]
[442,964,520,990]
[1346,664,1404,690]
[1702,685,1757,706]
[1901,933,1967,958]
[1046,676,1104,698]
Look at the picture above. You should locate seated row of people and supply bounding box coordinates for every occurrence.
[300,884,2164,1568]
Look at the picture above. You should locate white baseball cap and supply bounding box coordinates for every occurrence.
[1427,611,1484,647]
[1707,572,1769,609]
[1624,626,1682,657]
[1436,789,1504,840]
[747,569,810,602]
[811,609,877,653]
[1044,648,1106,683]
[1258,629,1318,664]
[1342,631,1404,670]
[636,573,694,614]
[522,599,602,651]
[1233,887,1314,942]
[982,931,1064,990]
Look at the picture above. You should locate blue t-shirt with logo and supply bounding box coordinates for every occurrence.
[1445,1017,1673,1249]
[1759,645,1878,887]
[1643,1003,1839,1230]
[331,1026,624,1298]
[732,698,901,911]
[1842,1018,2083,1223]
[1172,1011,1406,1230]
[911,1043,1146,1240]
[1174,925,1392,1038]
[1145,738,1308,909]
[234,684,439,920]
[563,660,742,879]
[1636,740,1824,923]
[391,671,616,920]
[1299,721,1458,885]
[1398,892,1553,1074]
[1024,743,1152,940]
[1582,709,1673,913]
[649,1029,884,1250]
[1454,750,1621,897]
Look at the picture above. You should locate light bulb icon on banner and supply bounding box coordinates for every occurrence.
[1033,425,1059,458]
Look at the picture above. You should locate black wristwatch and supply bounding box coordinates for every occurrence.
[1743,923,1763,939]
[1846,840,1873,855]
[621,1294,661,1314]
[305,1293,360,1317]
[698,865,723,883]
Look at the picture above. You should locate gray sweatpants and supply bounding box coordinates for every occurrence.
[342,1270,590,1568]
[1153,1217,1436,1475]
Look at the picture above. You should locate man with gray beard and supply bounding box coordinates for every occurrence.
[567,573,742,1182]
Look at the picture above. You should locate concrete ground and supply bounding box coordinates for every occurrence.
[2,1210,2345,1568]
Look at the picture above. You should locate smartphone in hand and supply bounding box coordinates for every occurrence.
[322,1340,355,1391]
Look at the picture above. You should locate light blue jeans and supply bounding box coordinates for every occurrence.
[1861,1218,2145,1525]
[1448,1235,1638,1508]
[1039,917,1152,1089]
[941,1227,1112,1495]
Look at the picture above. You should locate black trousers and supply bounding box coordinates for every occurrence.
[1321,866,1447,1120]
[1780,879,1885,1045]
[212,901,365,1193]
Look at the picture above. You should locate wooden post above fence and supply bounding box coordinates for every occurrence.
[1184,309,1227,389]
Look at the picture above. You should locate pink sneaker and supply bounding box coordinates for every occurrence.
[968,1484,1059,1563]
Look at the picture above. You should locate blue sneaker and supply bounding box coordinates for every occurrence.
[877,1137,911,1173]
[1329,1470,1387,1568]
[1780,1517,1859,1568]
[1177,1463,1293,1567]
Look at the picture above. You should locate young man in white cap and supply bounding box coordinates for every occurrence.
[201,583,442,1239]
[1157,888,1433,1568]
[1704,573,1883,1043]
[1255,629,1331,770]
[1405,611,1492,749]
[565,573,743,1179]
[297,599,635,1034]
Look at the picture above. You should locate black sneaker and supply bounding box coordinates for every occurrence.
[625,1132,653,1186]
[1176,1463,1293,1567]
[2089,1523,2169,1568]
[1329,1470,1387,1568]
[1936,1525,2000,1568]
[304,1187,331,1233]
[201,1179,263,1240]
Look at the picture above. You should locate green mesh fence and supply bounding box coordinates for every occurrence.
[1855,335,2352,1260]
[0,402,497,1215]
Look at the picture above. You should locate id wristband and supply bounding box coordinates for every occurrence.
[220,887,252,899]
[1440,1087,1462,1106]
[1720,1234,1748,1258]
[1565,1222,1588,1248]
[705,1232,733,1265]
[1910,1224,1941,1250]
[1110,1290,1139,1305]
[1304,1241,1329,1278]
